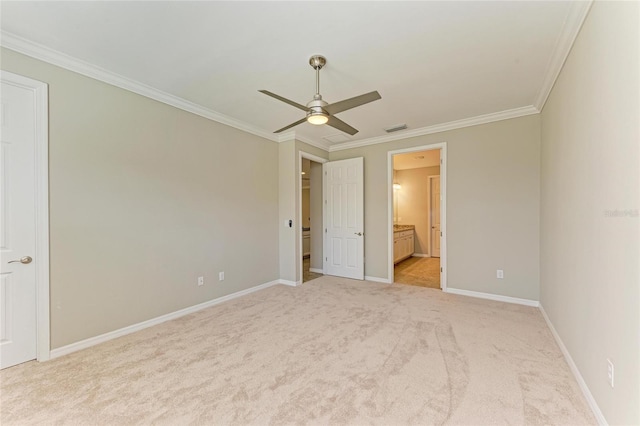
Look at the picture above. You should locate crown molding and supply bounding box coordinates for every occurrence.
[329,105,539,152]
[273,131,330,152]
[533,0,593,111]
[1,14,580,154]
[0,31,280,143]
[291,133,331,152]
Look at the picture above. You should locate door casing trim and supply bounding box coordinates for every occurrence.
[388,143,447,290]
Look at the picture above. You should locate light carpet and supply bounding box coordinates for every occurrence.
[1,276,595,425]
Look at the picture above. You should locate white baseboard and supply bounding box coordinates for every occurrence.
[309,268,323,274]
[412,253,430,258]
[445,287,539,307]
[50,279,282,360]
[539,304,607,425]
[278,279,299,287]
[365,275,392,284]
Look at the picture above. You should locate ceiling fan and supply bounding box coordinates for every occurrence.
[259,55,381,136]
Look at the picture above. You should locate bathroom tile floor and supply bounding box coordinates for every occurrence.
[394,256,441,289]
[303,257,323,283]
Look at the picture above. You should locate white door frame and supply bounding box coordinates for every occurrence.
[1,70,50,362]
[388,143,447,290]
[298,151,327,284]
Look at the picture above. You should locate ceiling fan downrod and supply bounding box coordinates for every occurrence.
[307,55,329,123]
[309,55,326,98]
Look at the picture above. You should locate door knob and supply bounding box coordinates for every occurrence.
[354,232,363,236]
[8,256,32,264]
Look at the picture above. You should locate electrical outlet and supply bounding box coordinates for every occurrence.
[607,359,614,388]
[219,271,225,281]
[197,276,204,286]
[497,269,504,279]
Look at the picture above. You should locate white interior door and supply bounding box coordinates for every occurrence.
[323,157,364,280]
[0,76,39,369]
[430,176,441,258]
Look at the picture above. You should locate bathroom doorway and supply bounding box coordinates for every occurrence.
[388,144,447,290]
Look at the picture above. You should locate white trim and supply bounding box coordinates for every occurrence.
[0,31,279,143]
[533,1,594,111]
[412,253,430,258]
[365,276,392,284]
[538,304,607,425]
[0,71,51,362]
[330,106,538,152]
[279,279,299,287]
[388,143,447,291]
[445,287,539,307]
[309,268,324,274]
[50,279,284,359]
[290,133,331,152]
[299,151,329,165]
[297,151,328,284]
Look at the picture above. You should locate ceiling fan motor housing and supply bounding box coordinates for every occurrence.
[306,97,328,118]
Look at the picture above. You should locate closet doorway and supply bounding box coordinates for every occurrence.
[299,153,326,283]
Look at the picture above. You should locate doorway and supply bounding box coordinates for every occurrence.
[388,144,447,290]
[299,152,326,283]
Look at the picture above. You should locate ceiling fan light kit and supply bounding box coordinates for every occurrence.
[259,55,381,135]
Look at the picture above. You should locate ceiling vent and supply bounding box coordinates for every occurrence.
[384,124,408,133]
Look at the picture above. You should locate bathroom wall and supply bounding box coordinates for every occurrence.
[395,166,440,255]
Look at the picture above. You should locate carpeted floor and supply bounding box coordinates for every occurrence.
[0,276,595,425]
[395,256,441,289]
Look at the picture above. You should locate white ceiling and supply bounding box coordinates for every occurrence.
[0,1,589,150]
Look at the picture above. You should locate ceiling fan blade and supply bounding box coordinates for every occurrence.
[325,91,381,115]
[259,90,308,112]
[327,116,358,136]
[274,117,308,133]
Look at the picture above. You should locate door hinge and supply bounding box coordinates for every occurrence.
[325,228,327,233]
[441,267,443,272]
[440,232,443,237]
[440,159,443,164]
[326,257,328,261]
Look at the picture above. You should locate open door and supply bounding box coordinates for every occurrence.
[323,157,364,280]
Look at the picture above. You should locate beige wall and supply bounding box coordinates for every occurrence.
[540,2,640,424]
[301,189,310,228]
[330,115,541,300]
[395,166,440,255]
[278,140,296,283]
[1,48,280,349]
